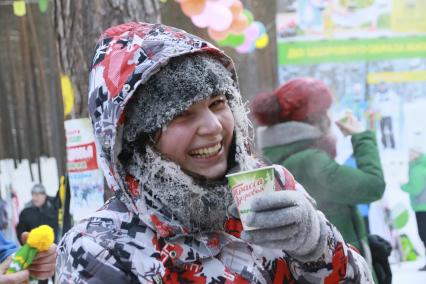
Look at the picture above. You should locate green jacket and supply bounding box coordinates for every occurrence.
[260,125,385,252]
[401,155,426,212]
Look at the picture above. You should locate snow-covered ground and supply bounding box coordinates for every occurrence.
[391,255,426,283]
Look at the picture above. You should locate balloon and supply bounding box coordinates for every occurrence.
[230,0,243,16]
[206,2,233,31]
[253,21,266,36]
[190,0,210,28]
[38,0,48,13]
[212,0,235,7]
[13,0,26,16]
[216,39,228,47]
[236,41,255,54]
[208,27,230,41]
[244,22,260,42]
[255,33,269,49]
[218,33,245,48]
[243,9,254,24]
[229,12,249,33]
[191,13,209,28]
[181,0,206,17]
[61,74,75,117]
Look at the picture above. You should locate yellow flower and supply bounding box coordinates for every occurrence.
[27,225,54,251]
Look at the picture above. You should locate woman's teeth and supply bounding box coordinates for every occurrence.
[189,143,222,158]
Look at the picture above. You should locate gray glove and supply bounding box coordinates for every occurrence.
[240,190,328,262]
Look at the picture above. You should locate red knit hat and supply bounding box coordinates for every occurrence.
[250,77,333,126]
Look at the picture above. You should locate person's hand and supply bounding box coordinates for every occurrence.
[21,232,56,280]
[335,112,364,136]
[0,257,29,284]
[240,190,327,262]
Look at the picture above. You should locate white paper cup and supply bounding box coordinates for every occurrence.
[226,166,275,230]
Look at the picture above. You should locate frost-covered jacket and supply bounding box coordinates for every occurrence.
[57,166,371,283]
[56,22,373,283]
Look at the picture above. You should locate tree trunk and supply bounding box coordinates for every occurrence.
[53,0,161,118]
[161,0,277,103]
[0,4,66,176]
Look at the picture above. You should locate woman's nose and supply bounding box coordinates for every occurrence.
[197,109,222,136]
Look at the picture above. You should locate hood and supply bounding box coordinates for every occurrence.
[88,22,255,221]
[257,121,322,149]
[258,121,336,163]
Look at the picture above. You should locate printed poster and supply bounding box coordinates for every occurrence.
[65,118,104,221]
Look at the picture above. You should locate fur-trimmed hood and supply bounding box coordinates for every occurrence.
[88,22,255,224]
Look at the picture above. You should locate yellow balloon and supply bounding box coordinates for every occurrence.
[255,33,269,49]
[61,74,75,117]
[13,1,26,17]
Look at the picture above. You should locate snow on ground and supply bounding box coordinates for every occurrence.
[391,255,426,283]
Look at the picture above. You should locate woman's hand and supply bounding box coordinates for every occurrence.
[240,190,327,262]
[0,257,29,284]
[335,112,364,136]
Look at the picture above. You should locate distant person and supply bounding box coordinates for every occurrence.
[16,184,59,244]
[251,77,387,281]
[401,147,426,271]
[81,188,89,206]
[371,82,400,149]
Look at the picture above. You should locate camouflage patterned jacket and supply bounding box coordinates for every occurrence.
[56,22,373,283]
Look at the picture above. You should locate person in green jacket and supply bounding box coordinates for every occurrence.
[250,77,386,270]
[401,147,426,271]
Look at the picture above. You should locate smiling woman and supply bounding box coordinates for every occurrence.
[124,54,237,181]
[156,95,234,180]
[56,22,374,284]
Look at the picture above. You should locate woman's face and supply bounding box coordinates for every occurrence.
[155,95,235,180]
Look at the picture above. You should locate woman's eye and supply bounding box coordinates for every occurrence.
[210,97,227,109]
[172,110,195,124]
[176,110,190,118]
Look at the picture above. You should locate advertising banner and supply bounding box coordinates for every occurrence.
[65,118,104,222]
[279,36,426,65]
